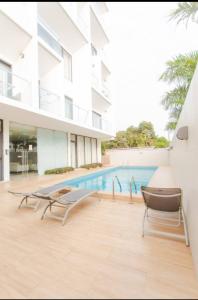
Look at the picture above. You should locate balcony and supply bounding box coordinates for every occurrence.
[0,10,31,63]
[92,111,112,133]
[65,98,90,127]
[92,71,111,113]
[37,18,63,58]
[37,2,88,54]
[0,68,31,104]
[90,6,109,50]
[39,87,61,116]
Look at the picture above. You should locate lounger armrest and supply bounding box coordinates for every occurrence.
[8,190,32,196]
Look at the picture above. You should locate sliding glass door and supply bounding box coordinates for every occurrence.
[9,122,37,175]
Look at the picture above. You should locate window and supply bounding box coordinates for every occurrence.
[64,50,72,81]
[37,22,63,57]
[91,44,97,56]
[92,111,102,130]
[65,96,73,119]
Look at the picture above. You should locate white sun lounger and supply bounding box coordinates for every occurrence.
[8,184,72,211]
[41,189,98,225]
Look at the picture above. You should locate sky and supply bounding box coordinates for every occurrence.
[108,2,198,138]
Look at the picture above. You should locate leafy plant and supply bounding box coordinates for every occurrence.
[169,2,198,27]
[160,52,198,130]
[45,167,74,175]
[80,163,102,169]
[101,121,169,152]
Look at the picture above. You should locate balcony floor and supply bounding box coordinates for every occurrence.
[0,171,198,299]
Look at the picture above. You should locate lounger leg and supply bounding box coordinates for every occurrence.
[62,206,70,226]
[41,201,52,220]
[182,208,190,247]
[142,208,147,237]
[18,196,28,209]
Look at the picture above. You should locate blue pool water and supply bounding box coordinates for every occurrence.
[60,166,157,194]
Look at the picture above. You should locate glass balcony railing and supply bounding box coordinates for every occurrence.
[92,111,112,133]
[101,82,110,99]
[39,87,61,116]
[65,99,90,126]
[37,20,63,57]
[0,68,31,103]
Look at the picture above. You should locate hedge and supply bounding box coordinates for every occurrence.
[44,167,74,175]
[80,163,102,170]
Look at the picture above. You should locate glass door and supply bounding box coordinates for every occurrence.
[70,134,77,168]
[9,122,37,175]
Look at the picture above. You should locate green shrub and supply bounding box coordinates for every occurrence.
[44,167,74,175]
[80,163,102,170]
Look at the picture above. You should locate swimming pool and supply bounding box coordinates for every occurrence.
[60,166,157,194]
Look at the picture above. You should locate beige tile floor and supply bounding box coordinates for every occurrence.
[0,168,198,299]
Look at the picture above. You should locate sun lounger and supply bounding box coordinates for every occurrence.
[8,184,72,211]
[141,186,189,246]
[41,189,97,225]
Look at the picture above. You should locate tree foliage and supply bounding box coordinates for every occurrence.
[160,3,198,131]
[102,121,169,154]
[160,52,198,130]
[169,2,198,27]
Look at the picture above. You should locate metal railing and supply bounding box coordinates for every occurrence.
[112,175,122,198]
[129,176,137,199]
[39,87,61,116]
[0,68,30,102]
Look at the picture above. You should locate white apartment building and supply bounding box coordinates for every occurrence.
[0,2,114,181]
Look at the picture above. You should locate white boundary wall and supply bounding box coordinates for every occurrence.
[169,64,198,276]
[106,148,170,166]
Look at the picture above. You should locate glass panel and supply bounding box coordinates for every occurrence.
[92,111,102,130]
[65,96,73,119]
[85,137,91,164]
[64,50,72,81]
[91,138,97,163]
[77,135,85,167]
[9,122,37,175]
[70,134,76,168]
[38,22,63,57]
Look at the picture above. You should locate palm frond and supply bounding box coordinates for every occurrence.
[169,2,198,27]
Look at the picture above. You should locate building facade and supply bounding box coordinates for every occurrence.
[0,2,114,181]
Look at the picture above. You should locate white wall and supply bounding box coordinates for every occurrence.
[37,128,68,175]
[107,148,169,166]
[170,65,198,275]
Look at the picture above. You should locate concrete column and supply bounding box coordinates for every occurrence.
[3,119,10,181]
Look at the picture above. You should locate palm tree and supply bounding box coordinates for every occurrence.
[160,51,198,130]
[169,2,198,27]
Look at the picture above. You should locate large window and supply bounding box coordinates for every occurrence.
[92,111,102,130]
[71,134,98,168]
[37,22,63,57]
[65,96,73,120]
[64,50,72,82]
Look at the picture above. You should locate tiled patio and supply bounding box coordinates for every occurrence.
[0,169,198,299]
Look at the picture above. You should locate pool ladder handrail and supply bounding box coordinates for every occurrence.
[129,176,137,199]
[112,175,122,198]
